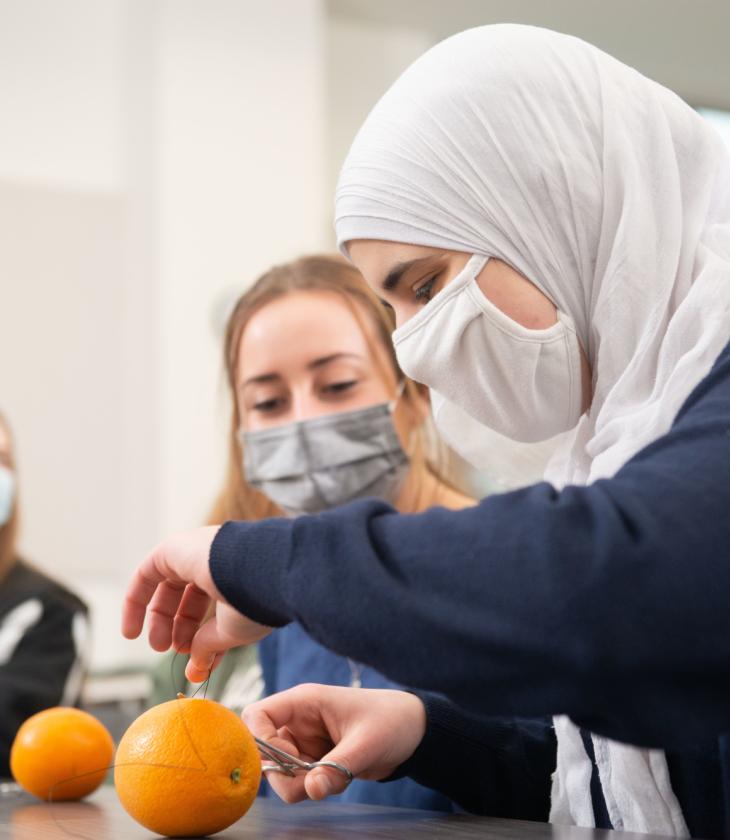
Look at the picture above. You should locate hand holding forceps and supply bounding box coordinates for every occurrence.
[256,737,354,785]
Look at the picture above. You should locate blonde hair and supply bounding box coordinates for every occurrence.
[208,254,456,523]
[0,412,19,582]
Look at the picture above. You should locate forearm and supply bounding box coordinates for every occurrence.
[211,481,730,748]
[210,351,730,748]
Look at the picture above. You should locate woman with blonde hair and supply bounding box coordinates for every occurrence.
[0,411,88,777]
[210,254,469,521]
[203,254,471,808]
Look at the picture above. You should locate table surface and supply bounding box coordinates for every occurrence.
[0,785,680,840]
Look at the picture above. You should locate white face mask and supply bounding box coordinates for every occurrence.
[0,466,16,528]
[392,255,584,444]
[430,389,562,489]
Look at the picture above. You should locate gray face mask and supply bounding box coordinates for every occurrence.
[241,399,408,517]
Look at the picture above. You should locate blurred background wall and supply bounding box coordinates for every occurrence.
[1,0,729,676]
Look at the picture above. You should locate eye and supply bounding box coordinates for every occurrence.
[414,274,438,303]
[252,397,286,413]
[322,380,358,395]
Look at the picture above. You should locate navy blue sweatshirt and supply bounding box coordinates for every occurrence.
[211,338,730,836]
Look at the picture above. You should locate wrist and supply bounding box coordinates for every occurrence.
[201,525,224,600]
[209,519,294,627]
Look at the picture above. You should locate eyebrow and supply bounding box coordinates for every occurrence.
[241,372,280,387]
[307,352,360,370]
[382,255,440,292]
[241,353,361,388]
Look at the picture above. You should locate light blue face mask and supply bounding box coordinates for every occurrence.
[0,467,16,528]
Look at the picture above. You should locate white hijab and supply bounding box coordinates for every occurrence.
[335,24,730,834]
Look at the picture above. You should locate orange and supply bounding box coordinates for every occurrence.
[114,696,261,837]
[10,707,114,801]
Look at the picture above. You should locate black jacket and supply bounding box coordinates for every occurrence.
[0,560,88,776]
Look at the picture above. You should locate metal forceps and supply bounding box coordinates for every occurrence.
[255,737,353,784]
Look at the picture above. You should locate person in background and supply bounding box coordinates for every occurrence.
[0,411,89,777]
[205,254,472,809]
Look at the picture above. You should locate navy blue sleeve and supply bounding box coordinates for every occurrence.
[391,695,554,819]
[210,343,730,751]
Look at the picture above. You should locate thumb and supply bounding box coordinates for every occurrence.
[304,737,372,800]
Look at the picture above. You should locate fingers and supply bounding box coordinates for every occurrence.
[244,689,300,737]
[245,700,310,803]
[127,573,211,653]
[146,580,188,651]
[258,732,365,802]
[242,703,307,803]
[305,766,350,801]
[171,585,213,653]
[243,686,377,803]
[303,734,374,800]
[122,531,218,646]
[184,604,272,682]
[264,768,309,802]
[121,557,169,639]
[262,732,312,804]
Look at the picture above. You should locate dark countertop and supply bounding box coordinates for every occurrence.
[0,784,681,839]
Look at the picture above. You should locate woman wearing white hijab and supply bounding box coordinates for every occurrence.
[123,25,730,837]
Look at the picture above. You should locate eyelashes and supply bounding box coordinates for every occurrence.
[251,381,359,413]
[252,397,284,413]
[322,380,358,394]
[414,274,439,303]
